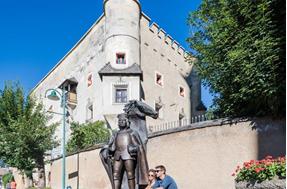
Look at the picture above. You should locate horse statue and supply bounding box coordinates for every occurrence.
[123,100,158,146]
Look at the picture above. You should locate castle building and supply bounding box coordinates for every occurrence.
[31,0,205,157]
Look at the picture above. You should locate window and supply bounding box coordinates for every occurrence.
[179,86,185,97]
[115,88,128,103]
[155,72,163,86]
[116,53,126,64]
[87,74,92,87]
[87,105,93,121]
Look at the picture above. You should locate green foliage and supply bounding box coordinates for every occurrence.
[0,82,58,178]
[204,107,218,119]
[233,156,286,182]
[2,172,13,188]
[67,121,110,153]
[187,0,285,117]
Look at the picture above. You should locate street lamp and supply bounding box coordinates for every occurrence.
[45,88,67,189]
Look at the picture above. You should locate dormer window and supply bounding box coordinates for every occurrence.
[116,53,126,64]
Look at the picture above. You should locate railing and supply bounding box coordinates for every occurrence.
[148,114,215,133]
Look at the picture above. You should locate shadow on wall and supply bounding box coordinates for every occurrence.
[250,118,286,159]
[221,117,286,159]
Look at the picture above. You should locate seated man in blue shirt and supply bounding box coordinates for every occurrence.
[152,165,178,189]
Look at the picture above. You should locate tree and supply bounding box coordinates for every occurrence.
[187,0,285,117]
[67,121,110,153]
[0,83,57,186]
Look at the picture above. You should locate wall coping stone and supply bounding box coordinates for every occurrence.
[148,117,285,138]
[148,117,247,138]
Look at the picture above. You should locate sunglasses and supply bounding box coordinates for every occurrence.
[155,170,162,173]
[148,174,155,177]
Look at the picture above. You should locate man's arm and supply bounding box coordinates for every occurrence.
[152,180,162,189]
[155,176,172,189]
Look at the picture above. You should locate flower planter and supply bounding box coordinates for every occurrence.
[235,178,286,189]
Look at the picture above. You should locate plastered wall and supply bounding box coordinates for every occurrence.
[44,118,285,189]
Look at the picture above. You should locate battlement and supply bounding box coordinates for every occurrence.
[141,13,192,60]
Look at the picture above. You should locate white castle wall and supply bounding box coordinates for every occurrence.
[139,13,196,126]
[31,16,107,154]
[30,1,202,157]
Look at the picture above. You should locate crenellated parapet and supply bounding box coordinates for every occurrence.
[141,13,193,62]
[140,13,195,78]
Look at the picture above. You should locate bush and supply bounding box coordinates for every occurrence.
[67,121,111,153]
[233,156,286,182]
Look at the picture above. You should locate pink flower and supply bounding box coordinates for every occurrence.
[255,168,261,173]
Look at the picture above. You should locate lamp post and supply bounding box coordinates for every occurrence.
[45,88,67,189]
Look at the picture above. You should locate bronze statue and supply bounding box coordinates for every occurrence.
[100,113,149,189]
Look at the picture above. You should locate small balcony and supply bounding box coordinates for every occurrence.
[67,92,77,108]
[60,78,78,109]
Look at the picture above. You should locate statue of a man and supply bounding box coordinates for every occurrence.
[100,113,149,189]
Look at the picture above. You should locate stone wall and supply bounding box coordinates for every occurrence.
[147,118,285,189]
[43,118,285,189]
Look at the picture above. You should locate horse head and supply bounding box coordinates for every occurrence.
[124,100,158,119]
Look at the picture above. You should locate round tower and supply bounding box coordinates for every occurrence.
[103,0,141,69]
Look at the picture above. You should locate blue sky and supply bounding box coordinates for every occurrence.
[0,0,213,108]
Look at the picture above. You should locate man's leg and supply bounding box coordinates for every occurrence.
[124,160,136,189]
[113,159,124,189]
